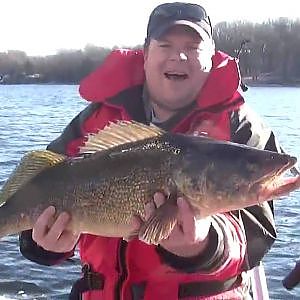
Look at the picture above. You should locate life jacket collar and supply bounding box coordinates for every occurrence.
[79,49,241,111]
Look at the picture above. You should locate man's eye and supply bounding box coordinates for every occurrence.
[187,46,200,51]
[159,44,170,48]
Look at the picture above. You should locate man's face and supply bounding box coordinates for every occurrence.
[144,25,215,116]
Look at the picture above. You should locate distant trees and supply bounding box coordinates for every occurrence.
[214,18,300,83]
[1,19,300,84]
[0,46,112,84]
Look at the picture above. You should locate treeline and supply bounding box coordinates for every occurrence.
[0,45,113,84]
[1,18,300,85]
[214,18,300,84]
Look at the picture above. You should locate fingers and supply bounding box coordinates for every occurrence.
[152,196,211,257]
[177,197,196,243]
[144,194,201,246]
[194,216,212,242]
[53,230,80,253]
[32,206,56,242]
[32,206,79,253]
[130,215,142,231]
[123,216,142,242]
[153,192,165,207]
[177,198,211,243]
[145,202,155,220]
[145,192,165,220]
[45,212,71,242]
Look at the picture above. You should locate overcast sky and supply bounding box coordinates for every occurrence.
[2,0,299,56]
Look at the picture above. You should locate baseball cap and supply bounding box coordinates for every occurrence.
[145,2,213,44]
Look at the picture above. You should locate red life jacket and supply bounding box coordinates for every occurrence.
[68,49,248,300]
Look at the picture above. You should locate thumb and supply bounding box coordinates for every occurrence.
[177,197,196,243]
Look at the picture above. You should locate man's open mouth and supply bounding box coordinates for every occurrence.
[164,72,188,80]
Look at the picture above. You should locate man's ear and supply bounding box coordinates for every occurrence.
[212,39,216,52]
[143,44,149,61]
[208,39,215,55]
[211,39,215,50]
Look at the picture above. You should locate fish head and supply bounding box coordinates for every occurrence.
[171,134,297,215]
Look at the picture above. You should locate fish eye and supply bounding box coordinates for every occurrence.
[174,148,180,154]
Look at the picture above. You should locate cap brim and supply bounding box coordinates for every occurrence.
[151,20,211,42]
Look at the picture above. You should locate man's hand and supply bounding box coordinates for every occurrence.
[32,206,80,253]
[145,192,211,257]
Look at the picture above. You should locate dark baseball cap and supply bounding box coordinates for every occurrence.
[145,2,213,44]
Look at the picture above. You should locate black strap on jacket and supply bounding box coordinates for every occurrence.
[69,266,241,299]
[131,275,241,299]
[178,275,241,298]
[69,264,105,300]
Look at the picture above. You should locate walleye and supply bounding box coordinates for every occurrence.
[0,121,299,245]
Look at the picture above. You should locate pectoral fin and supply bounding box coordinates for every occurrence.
[138,198,178,245]
[0,150,66,205]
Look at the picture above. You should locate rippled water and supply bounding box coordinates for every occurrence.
[246,87,300,300]
[0,85,299,299]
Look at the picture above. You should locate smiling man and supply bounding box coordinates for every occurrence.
[144,26,213,120]
[19,2,280,300]
[143,3,215,123]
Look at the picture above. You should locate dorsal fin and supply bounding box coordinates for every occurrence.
[0,150,66,205]
[79,121,165,154]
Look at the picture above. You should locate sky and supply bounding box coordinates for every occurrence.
[2,0,299,56]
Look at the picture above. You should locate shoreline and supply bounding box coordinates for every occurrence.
[1,80,300,88]
[245,82,300,88]
[243,77,300,88]
[0,80,300,87]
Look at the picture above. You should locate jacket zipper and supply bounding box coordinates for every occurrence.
[115,239,128,300]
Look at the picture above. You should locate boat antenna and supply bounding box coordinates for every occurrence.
[236,39,251,60]
[236,39,251,92]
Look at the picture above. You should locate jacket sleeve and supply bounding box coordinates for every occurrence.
[19,103,101,266]
[156,213,246,274]
[19,230,74,266]
[230,103,279,270]
[157,103,278,273]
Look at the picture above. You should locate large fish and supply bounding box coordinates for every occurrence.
[0,121,299,244]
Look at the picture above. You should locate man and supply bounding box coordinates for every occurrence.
[19,2,279,299]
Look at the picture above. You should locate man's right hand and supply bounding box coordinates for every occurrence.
[32,206,80,253]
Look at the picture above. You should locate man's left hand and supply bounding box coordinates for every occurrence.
[145,192,211,257]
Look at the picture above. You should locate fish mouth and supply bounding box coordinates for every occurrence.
[250,155,298,201]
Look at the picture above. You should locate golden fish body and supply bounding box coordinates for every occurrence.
[0,121,299,244]
[0,141,174,237]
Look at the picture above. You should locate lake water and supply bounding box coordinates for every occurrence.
[0,85,299,300]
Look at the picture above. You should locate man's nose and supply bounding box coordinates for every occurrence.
[169,50,188,61]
